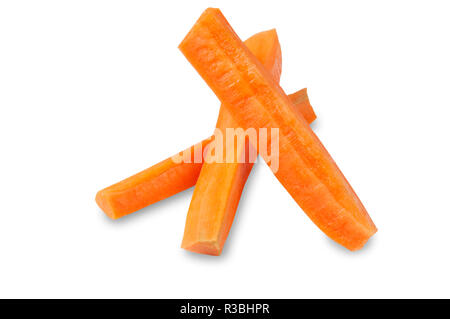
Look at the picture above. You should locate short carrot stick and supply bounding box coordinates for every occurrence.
[96,139,210,219]
[96,88,315,219]
[182,29,288,255]
[179,8,376,251]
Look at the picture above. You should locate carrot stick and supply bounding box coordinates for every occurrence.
[182,29,288,255]
[179,8,376,251]
[96,139,209,219]
[96,88,315,219]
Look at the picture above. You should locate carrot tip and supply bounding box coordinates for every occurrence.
[347,227,378,251]
[95,191,118,220]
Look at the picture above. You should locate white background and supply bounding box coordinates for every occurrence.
[1,0,449,298]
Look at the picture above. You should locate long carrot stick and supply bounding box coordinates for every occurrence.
[179,8,376,251]
[96,88,315,219]
[182,29,287,255]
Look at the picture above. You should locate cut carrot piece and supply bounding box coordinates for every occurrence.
[179,8,376,250]
[95,139,210,219]
[182,29,285,255]
[96,88,315,219]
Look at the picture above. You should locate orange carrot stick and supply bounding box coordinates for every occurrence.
[182,29,288,255]
[96,139,209,219]
[96,88,315,219]
[179,8,376,251]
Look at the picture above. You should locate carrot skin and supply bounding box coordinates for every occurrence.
[179,8,376,251]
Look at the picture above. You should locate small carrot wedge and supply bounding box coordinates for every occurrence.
[96,88,315,219]
[179,8,377,250]
[183,29,287,255]
[289,88,316,124]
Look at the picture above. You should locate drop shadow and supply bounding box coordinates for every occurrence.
[222,161,261,253]
[180,248,226,262]
[309,117,320,131]
[324,233,377,255]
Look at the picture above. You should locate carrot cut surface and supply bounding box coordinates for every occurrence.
[179,8,376,250]
[183,30,306,255]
